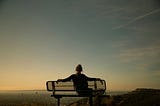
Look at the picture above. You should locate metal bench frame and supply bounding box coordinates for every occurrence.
[46,80,106,106]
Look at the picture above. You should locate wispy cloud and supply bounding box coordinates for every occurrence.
[111,40,130,48]
[152,70,160,77]
[114,41,160,79]
[96,7,124,16]
[111,38,160,63]
[119,45,160,62]
[112,8,160,30]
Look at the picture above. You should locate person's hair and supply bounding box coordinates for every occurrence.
[76,64,83,72]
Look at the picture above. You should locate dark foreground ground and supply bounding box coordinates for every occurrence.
[0,90,81,106]
[0,88,159,106]
[69,88,160,106]
[0,91,54,106]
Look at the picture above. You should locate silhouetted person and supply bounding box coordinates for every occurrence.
[57,64,101,96]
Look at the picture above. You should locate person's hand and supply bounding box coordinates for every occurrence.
[100,80,103,85]
[56,79,63,83]
[96,78,101,80]
[96,78,103,84]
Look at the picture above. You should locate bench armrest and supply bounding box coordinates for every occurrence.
[46,80,106,95]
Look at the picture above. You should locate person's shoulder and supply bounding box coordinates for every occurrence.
[81,74,87,77]
[70,74,77,77]
[72,73,77,75]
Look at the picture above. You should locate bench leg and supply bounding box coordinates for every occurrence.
[89,97,93,106]
[98,96,101,106]
[57,97,60,106]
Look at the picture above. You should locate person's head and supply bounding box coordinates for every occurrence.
[75,64,83,73]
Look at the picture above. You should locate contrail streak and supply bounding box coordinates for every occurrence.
[112,8,160,30]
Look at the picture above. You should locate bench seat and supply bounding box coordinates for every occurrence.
[46,80,106,106]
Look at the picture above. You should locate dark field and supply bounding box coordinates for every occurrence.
[69,88,160,106]
[0,90,128,106]
[0,90,81,106]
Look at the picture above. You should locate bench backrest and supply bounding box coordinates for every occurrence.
[46,80,106,95]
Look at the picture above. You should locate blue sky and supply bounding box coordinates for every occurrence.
[0,0,160,90]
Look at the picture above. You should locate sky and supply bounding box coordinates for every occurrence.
[0,0,160,91]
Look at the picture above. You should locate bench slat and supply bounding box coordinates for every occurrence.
[46,80,106,96]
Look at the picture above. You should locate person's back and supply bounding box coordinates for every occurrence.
[70,73,89,90]
[57,64,100,95]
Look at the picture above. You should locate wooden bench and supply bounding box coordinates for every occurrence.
[46,80,106,106]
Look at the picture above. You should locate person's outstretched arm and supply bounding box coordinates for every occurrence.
[84,74,101,81]
[57,75,73,82]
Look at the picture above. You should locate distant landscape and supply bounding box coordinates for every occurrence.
[0,90,55,106]
[0,90,127,106]
[0,88,160,106]
[69,88,160,106]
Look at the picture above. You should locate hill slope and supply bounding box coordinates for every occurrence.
[68,88,160,106]
[117,88,160,106]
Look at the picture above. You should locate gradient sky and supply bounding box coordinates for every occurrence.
[0,0,160,90]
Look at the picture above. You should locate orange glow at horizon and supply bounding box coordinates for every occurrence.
[0,0,160,91]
